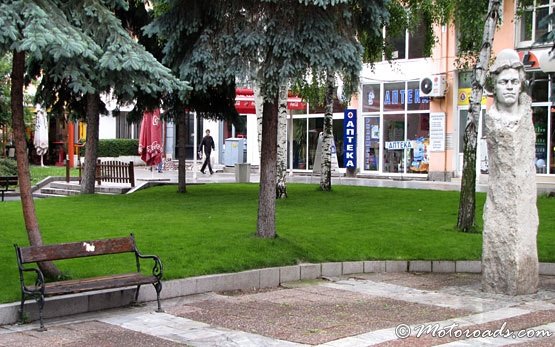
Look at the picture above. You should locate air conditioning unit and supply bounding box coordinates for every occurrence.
[420,75,447,98]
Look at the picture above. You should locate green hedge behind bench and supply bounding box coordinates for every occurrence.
[0,158,17,176]
[79,139,139,157]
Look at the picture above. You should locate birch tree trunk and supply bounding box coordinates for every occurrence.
[177,111,187,193]
[257,96,278,238]
[276,84,288,197]
[81,93,100,194]
[320,73,334,191]
[11,50,61,278]
[457,0,501,232]
[254,83,263,166]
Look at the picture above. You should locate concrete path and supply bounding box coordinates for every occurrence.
[1,273,555,346]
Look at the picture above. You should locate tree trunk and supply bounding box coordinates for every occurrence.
[254,83,263,165]
[276,85,287,198]
[81,93,100,194]
[257,96,278,238]
[320,73,334,191]
[177,111,187,193]
[11,50,61,278]
[457,0,500,232]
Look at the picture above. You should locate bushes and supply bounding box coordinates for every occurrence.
[0,158,17,176]
[79,139,139,157]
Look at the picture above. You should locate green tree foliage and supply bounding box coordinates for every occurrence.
[147,0,390,237]
[0,54,11,126]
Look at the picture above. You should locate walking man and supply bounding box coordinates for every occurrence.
[199,129,215,175]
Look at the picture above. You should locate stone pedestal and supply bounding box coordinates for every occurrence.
[482,94,539,295]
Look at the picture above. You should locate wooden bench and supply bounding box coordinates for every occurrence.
[71,159,135,187]
[14,234,162,331]
[0,175,18,202]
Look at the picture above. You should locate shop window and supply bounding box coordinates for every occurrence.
[533,106,549,173]
[528,71,549,102]
[224,116,247,139]
[407,113,430,173]
[292,118,307,169]
[517,0,554,46]
[308,118,324,170]
[383,114,406,173]
[333,119,345,168]
[381,81,429,113]
[362,84,381,113]
[364,117,380,171]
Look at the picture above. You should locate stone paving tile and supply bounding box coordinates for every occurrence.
[0,320,183,347]
[101,311,305,347]
[168,286,470,345]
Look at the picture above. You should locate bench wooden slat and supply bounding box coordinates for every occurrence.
[0,176,18,186]
[18,236,135,263]
[43,273,157,296]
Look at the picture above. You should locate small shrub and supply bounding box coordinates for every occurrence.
[0,158,17,176]
[79,139,139,157]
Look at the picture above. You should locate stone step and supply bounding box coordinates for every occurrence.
[40,187,81,196]
[46,182,131,195]
[50,182,82,191]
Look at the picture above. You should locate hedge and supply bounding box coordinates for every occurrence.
[79,139,139,157]
[0,158,17,176]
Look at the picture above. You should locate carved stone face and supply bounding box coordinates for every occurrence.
[494,68,521,108]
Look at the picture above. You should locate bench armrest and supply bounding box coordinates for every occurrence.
[18,266,45,294]
[136,253,163,280]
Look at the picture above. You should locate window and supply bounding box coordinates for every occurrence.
[518,0,555,45]
[115,111,139,139]
[362,81,430,174]
[385,18,429,60]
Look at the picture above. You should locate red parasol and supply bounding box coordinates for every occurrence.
[138,109,163,166]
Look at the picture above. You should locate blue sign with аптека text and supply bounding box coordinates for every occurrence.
[343,109,357,169]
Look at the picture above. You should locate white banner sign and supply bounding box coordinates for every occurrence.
[429,112,445,152]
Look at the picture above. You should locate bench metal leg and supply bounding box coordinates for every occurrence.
[18,294,26,323]
[35,294,46,331]
[153,281,163,312]
[133,284,141,304]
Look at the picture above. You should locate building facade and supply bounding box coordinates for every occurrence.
[99,0,555,180]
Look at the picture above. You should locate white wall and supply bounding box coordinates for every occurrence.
[246,114,260,166]
[99,114,116,139]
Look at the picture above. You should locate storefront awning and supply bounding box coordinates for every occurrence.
[235,88,306,114]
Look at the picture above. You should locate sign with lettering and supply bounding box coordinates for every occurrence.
[385,141,414,150]
[429,112,445,151]
[343,109,357,169]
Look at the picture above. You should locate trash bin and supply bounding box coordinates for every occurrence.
[235,163,251,183]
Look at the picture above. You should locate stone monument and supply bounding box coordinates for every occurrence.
[482,49,539,295]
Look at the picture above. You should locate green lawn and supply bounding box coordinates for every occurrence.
[1,182,554,304]
[29,166,79,185]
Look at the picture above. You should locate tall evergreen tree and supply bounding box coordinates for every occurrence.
[1,0,102,278]
[148,0,389,238]
[36,1,189,194]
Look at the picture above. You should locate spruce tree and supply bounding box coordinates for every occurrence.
[148,0,389,238]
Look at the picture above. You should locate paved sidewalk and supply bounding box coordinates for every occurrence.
[1,272,555,346]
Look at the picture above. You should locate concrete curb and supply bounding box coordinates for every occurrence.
[3,260,555,327]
